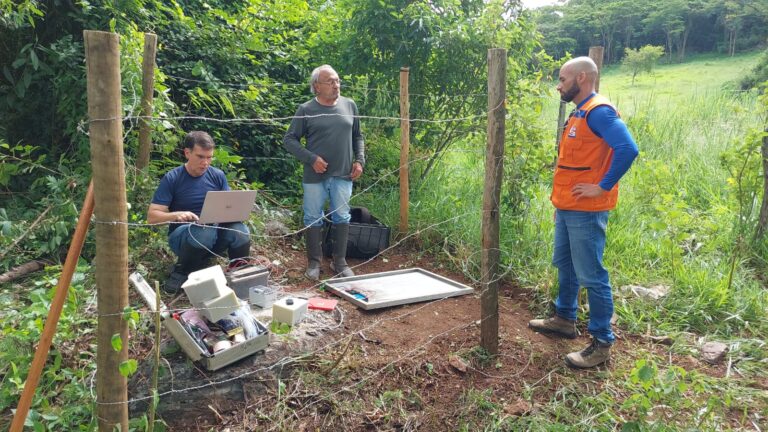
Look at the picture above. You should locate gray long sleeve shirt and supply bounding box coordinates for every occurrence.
[283,96,365,183]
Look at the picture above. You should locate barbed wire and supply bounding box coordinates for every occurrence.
[93,279,522,407]
[163,73,490,99]
[89,205,488,321]
[82,98,506,126]
[162,72,563,102]
[1,142,541,260]
[5,90,556,416]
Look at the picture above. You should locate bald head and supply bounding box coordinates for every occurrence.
[562,57,598,84]
[557,56,598,104]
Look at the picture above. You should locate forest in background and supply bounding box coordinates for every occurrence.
[1,0,766,271]
[533,0,768,65]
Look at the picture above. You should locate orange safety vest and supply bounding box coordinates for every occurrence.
[551,94,619,212]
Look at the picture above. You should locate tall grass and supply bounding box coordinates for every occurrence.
[358,51,768,338]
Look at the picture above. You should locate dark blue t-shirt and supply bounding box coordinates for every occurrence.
[151,165,230,234]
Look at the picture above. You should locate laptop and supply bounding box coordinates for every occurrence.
[198,190,258,224]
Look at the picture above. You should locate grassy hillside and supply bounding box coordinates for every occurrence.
[362,51,767,335]
[349,51,768,428]
[603,51,761,107]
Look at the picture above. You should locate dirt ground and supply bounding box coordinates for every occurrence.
[145,238,742,431]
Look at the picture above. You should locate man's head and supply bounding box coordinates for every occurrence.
[557,57,598,104]
[183,131,215,177]
[310,65,340,104]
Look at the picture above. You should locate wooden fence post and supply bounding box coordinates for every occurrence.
[481,48,506,355]
[755,129,768,241]
[84,30,129,431]
[399,67,410,234]
[589,46,604,92]
[556,100,566,157]
[136,32,157,171]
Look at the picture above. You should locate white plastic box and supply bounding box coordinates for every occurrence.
[182,265,240,321]
[129,272,269,371]
[272,297,308,326]
[182,265,229,305]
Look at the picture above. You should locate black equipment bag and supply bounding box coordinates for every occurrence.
[323,207,391,259]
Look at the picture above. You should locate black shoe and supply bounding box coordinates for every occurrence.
[164,268,188,295]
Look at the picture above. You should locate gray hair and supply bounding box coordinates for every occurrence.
[309,64,337,95]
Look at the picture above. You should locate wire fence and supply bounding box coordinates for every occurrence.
[1,78,555,426]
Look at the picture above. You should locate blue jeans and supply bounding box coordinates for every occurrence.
[168,222,250,256]
[552,209,614,344]
[302,177,353,227]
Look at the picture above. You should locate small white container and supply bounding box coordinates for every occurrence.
[272,297,308,326]
[182,265,228,304]
[200,290,240,322]
[249,285,277,308]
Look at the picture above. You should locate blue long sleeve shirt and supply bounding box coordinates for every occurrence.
[578,93,639,191]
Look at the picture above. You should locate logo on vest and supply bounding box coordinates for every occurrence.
[568,125,577,137]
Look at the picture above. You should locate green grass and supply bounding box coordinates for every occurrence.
[602,51,762,110]
[360,51,768,339]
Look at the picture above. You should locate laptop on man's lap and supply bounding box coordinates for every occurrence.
[198,190,257,224]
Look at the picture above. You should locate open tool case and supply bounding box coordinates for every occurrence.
[129,272,270,371]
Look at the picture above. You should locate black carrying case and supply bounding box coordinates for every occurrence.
[323,207,391,259]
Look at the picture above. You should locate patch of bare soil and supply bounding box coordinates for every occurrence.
[133,238,742,431]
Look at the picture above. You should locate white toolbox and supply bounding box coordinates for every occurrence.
[129,272,269,371]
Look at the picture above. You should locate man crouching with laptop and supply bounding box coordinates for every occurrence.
[147,131,251,294]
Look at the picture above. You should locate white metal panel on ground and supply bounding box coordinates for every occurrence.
[324,268,473,310]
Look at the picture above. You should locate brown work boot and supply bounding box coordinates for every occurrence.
[528,315,577,339]
[565,338,612,369]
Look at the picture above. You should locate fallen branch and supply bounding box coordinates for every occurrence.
[0,260,45,284]
[0,205,52,261]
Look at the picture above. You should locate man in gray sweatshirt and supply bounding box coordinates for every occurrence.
[283,65,365,280]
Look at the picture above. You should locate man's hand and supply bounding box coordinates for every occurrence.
[312,156,328,174]
[147,203,199,224]
[571,183,606,200]
[350,161,363,180]
[172,211,199,223]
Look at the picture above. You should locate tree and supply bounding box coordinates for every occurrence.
[530,6,577,60]
[643,0,686,63]
[327,0,549,179]
[622,45,664,84]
